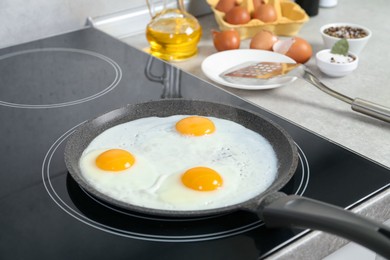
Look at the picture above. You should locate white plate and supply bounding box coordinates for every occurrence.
[201,49,297,90]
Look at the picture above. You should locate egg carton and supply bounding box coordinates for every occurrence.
[207,0,309,39]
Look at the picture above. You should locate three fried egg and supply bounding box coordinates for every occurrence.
[79,115,278,211]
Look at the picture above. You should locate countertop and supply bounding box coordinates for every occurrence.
[94,0,390,258]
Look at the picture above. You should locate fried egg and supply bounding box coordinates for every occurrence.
[79,115,278,211]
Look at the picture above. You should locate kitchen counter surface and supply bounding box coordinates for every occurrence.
[93,0,390,258]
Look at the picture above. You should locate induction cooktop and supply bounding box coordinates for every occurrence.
[0,27,389,260]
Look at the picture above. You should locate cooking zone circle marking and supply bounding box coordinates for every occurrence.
[0,48,122,108]
[42,124,310,242]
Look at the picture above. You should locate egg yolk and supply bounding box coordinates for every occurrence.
[95,149,135,171]
[175,116,215,136]
[181,167,223,191]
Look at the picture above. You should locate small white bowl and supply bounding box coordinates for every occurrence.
[320,23,371,55]
[319,0,338,8]
[316,49,358,77]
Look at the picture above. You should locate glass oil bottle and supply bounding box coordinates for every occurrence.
[146,0,202,61]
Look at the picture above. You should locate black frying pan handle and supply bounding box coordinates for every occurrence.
[258,192,390,259]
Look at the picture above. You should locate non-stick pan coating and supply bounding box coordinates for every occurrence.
[64,99,299,217]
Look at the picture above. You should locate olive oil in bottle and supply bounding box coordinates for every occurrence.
[146,8,202,61]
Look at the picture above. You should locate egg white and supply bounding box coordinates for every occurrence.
[79,115,278,211]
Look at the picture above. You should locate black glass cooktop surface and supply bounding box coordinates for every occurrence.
[0,28,389,260]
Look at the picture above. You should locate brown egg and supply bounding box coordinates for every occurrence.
[252,0,263,9]
[252,4,277,23]
[250,30,278,51]
[225,6,251,25]
[212,29,241,52]
[215,0,236,13]
[273,37,312,64]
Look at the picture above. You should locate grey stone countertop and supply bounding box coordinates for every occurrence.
[97,0,390,258]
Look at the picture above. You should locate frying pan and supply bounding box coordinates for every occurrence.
[65,99,390,258]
